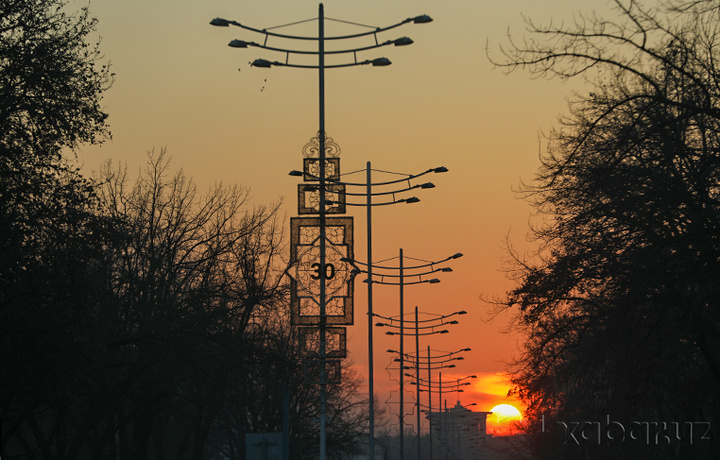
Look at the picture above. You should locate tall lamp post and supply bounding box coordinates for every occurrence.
[294,163,448,457]
[411,373,477,460]
[211,6,431,460]
[380,308,468,460]
[399,347,472,460]
[346,251,461,459]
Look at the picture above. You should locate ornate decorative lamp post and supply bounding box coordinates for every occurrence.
[211,6,431,459]
[295,163,447,455]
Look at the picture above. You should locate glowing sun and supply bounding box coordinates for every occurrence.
[488,404,522,435]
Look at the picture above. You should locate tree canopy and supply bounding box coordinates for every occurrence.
[493,1,720,458]
[0,0,111,161]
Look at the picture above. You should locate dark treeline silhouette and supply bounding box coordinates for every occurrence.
[491,0,720,459]
[1,1,369,459]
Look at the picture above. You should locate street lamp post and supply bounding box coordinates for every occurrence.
[422,347,472,460]
[349,252,462,459]
[411,373,477,460]
[296,162,446,456]
[384,312,468,460]
[323,163,446,456]
[399,346,472,460]
[212,6,431,460]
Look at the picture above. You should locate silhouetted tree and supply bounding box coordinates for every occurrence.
[0,165,120,459]
[91,150,287,459]
[209,308,373,460]
[492,1,720,458]
[0,1,371,455]
[2,143,374,459]
[0,0,111,163]
[96,151,371,460]
[0,1,113,458]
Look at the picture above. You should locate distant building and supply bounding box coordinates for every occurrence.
[427,402,491,460]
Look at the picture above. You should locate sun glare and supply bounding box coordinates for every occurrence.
[488,404,522,435]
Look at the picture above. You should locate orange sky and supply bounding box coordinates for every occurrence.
[76,0,611,425]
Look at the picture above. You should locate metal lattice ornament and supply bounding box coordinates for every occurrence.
[288,217,354,325]
[288,133,355,388]
[298,184,346,214]
[298,326,347,359]
[303,360,342,385]
[302,132,341,159]
[303,158,340,181]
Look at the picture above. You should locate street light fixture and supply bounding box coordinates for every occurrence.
[410,373,478,459]
[298,163,447,454]
[211,11,433,70]
[393,345,472,460]
[391,346,464,459]
[212,6,432,459]
[376,314,467,460]
[347,250,461,459]
[377,306,466,460]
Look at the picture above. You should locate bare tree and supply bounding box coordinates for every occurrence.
[491,1,720,458]
[91,149,287,459]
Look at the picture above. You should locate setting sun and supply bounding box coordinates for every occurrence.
[488,404,523,435]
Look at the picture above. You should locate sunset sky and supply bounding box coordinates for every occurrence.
[75,0,614,424]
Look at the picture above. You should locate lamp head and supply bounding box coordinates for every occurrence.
[433,166,448,173]
[251,58,273,68]
[228,39,250,48]
[420,182,436,189]
[371,57,392,66]
[210,18,230,27]
[428,278,440,284]
[440,267,453,272]
[451,252,464,259]
[289,170,303,177]
[413,14,433,24]
[405,196,420,204]
[393,36,414,46]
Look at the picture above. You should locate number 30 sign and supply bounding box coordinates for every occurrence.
[287,217,355,326]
